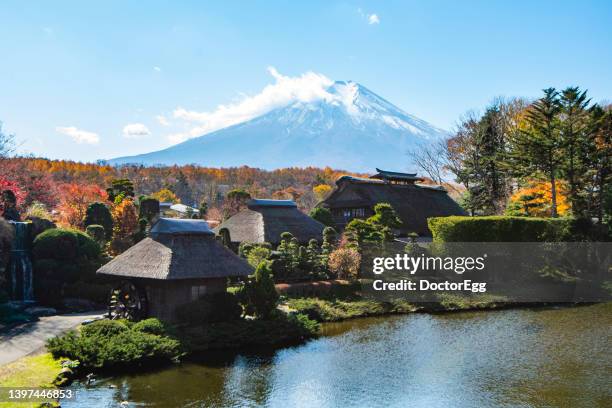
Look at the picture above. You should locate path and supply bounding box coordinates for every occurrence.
[0,311,105,366]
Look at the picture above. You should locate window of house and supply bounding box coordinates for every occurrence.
[191,285,208,301]
[343,208,366,219]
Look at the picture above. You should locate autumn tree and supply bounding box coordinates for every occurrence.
[109,198,139,254]
[151,188,179,203]
[328,247,361,280]
[57,183,107,228]
[313,184,332,202]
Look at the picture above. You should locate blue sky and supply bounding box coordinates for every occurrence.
[1,0,611,162]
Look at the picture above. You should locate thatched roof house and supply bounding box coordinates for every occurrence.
[214,199,325,247]
[97,218,252,322]
[319,169,466,236]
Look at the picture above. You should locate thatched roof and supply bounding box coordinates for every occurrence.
[214,199,325,245]
[98,218,252,280]
[320,175,466,235]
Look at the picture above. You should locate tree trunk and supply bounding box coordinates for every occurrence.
[550,169,558,218]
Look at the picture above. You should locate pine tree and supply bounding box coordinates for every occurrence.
[558,87,591,216]
[510,88,563,217]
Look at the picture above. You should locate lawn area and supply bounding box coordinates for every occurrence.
[0,353,62,408]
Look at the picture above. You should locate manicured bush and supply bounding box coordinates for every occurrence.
[427,216,572,242]
[240,262,279,318]
[83,202,113,240]
[46,318,182,370]
[32,228,102,305]
[175,292,242,324]
[86,224,106,245]
[33,228,100,261]
[138,196,160,222]
[309,207,334,227]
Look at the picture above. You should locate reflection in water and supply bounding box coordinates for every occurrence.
[64,304,612,408]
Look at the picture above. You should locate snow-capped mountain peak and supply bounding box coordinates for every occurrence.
[109,81,447,172]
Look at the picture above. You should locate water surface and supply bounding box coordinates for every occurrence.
[63,304,612,407]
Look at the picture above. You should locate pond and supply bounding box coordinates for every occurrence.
[62,303,611,407]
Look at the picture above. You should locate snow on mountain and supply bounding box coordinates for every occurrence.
[108,81,448,172]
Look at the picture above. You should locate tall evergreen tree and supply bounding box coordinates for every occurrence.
[509,88,563,217]
[558,87,591,216]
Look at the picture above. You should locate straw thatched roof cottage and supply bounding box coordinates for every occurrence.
[214,199,325,248]
[97,218,252,322]
[319,169,466,236]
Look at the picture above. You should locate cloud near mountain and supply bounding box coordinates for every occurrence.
[167,67,334,143]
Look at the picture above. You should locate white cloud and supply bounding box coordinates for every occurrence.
[122,123,151,139]
[56,126,100,144]
[167,66,334,143]
[357,8,380,25]
[156,115,170,126]
[153,66,161,72]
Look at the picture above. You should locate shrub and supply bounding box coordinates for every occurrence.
[246,246,271,268]
[182,312,318,351]
[427,216,573,242]
[132,318,168,335]
[33,228,100,261]
[175,292,242,324]
[32,228,102,305]
[86,224,106,245]
[309,207,334,227]
[25,202,53,221]
[328,247,361,280]
[238,261,279,319]
[46,318,182,370]
[83,202,113,240]
[138,197,160,222]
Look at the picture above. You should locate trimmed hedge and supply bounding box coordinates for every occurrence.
[427,216,571,242]
[33,228,100,261]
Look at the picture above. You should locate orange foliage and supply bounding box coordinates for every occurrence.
[508,180,570,217]
[56,183,107,228]
[110,198,139,254]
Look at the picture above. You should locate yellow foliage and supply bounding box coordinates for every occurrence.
[151,188,179,203]
[508,180,569,217]
[313,184,332,202]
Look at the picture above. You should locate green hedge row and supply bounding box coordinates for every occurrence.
[427,216,601,242]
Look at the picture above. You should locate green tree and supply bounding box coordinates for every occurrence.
[509,88,563,217]
[173,171,193,205]
[199,201,208,219]
[588,105,612,223]
[106,179,134,203]
[83,202,113,240]
[309,207,334,227]
[246,246,271,268]
[138,196,160,222]
[242,261,279,319]
[558,87,592,216]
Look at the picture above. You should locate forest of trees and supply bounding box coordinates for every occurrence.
[409,87,611,223]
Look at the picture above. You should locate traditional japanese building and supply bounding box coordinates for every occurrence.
[319,168,466,236]
[214,199,325,248]
[97,218,252,322]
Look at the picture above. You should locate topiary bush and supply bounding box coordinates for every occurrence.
[427,216,573,242]
[236,261,279,319]
[32,228,102,306]
[83,202,113,240]
[47,318,182,370]
[86,224,106,246]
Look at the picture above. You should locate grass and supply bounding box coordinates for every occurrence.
[0,353,63,408]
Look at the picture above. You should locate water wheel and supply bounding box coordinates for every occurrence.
[108,281,147,321]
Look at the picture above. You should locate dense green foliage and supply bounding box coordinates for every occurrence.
[286,297,416,322]
[238,261,279,318]
[46,319,182,370]
[427,216,591,242]
[83,202,113,240]
[175,292,242,324]
[138,196,160,221]
[180,312,318,351]
[85,224,106,245]
[106,178,135,203]
[309,207,334,227]
[32,228,103,305]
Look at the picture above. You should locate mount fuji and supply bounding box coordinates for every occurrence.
[108,81,448,172]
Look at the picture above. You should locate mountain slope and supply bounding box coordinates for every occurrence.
[108,81,447,172]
